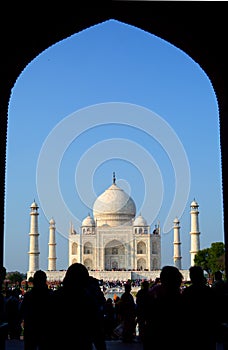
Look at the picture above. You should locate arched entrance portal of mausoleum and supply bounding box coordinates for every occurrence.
[105,239,125,270]
[137,258,146,271]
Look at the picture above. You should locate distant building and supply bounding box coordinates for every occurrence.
[27,173,200,282]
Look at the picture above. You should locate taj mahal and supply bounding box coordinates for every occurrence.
[27,173,200,282]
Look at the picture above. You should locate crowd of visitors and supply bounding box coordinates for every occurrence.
[1,263,228,350]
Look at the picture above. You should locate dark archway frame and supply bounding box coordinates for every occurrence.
[0,2,227,274]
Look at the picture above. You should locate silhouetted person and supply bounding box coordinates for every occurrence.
[103,298,115,340]
[20,270,53,350]
[148,277,160,290]
[113,295,121,330]
[50,263,106,350]
[87,276,107,349]
[5,288,21,339]
[212,270,227,296]
[119,282,136,343]
[143,265,184,350]
[211,270,228,345]
[182,265,217,350]
[135,280,149,342]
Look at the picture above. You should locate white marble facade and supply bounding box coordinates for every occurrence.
[28,174,200,282]
[69,174,161,272]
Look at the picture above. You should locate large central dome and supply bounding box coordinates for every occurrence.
[93,175,136,227]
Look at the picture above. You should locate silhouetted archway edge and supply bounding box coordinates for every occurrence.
[0,2,227,275]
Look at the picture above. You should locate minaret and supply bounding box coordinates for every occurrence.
[28,200,40,274]
[48,218,57,271]
[190,199,200,266]
[173,217,182,270]
[69,221,77,235]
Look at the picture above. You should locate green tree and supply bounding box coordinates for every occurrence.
[194,248,211,274]
[5,271,26,286]
[208,242,225,274]
[194,242,225,278]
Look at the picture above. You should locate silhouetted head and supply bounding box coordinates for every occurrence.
[160,265,183,290]
[189,266,206,285]
[124,282,132,292]
[214,270,223,281]
[63,263,89,289]
[114,295,120,303]
[33,270,47,288]
[106,298,113,304]
[141,280,149,290]
[113,294,119,302]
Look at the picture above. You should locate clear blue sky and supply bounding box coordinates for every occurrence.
[4,19,224,274]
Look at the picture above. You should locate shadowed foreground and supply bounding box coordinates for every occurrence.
[5,338,144,350]
[5,339,226,350]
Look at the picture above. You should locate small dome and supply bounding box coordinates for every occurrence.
[30,200,38,208]
[191,199,198,207]
[173,217,179,223]
[49,218,55,225]
[133,214,147,226]
[82,213,95,227]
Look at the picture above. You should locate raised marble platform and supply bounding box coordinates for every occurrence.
[28,269,190,282]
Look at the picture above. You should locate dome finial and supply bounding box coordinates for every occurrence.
[113,172,116,184]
